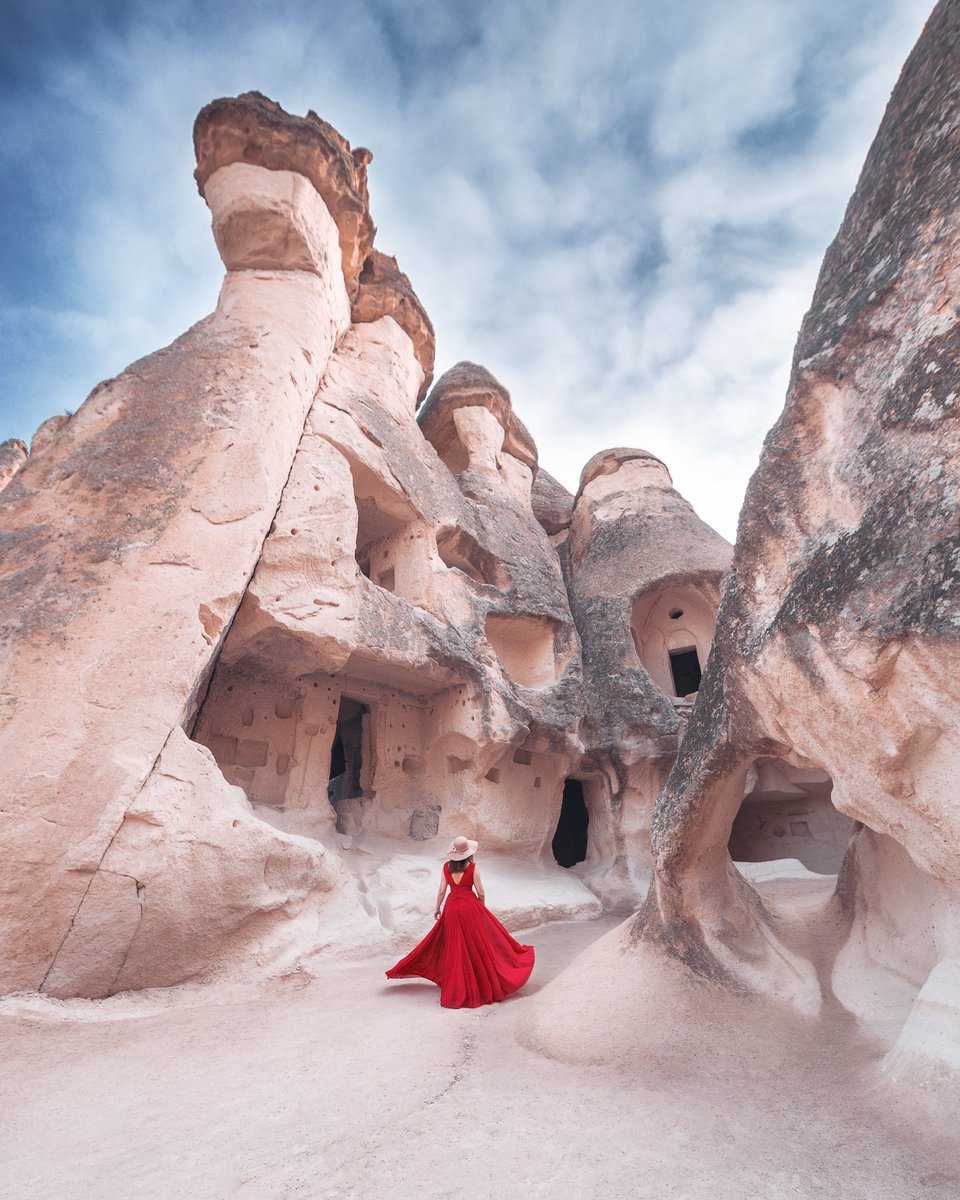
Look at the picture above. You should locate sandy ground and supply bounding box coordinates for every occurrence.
[2,910,959,1200]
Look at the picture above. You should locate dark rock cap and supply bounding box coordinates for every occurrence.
[575,448,671,502]
[352,251,436,402]
[417,362,538,471]
[193,92,376,299]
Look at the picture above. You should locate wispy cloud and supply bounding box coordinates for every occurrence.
[0,0,933,538]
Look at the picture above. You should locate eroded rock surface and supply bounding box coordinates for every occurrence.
[192,345,585,870]
[0,94,755,1000]
[351,250,436,399]
[0,439,27,494]
[0,132,353,995]
[418,361,538,477]
[565,449,732,904]
[3,96,635,997]
[194,91,376,298]
[531,468,575,542]
[528,0,960,1102]
[29,414,70,458]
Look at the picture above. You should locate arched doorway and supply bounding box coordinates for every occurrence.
[630,584,717,698]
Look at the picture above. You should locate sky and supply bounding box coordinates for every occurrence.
[0,0,935,540]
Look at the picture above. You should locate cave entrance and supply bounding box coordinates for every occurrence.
[630,585,717,698]
[668,647,702,697]
[327,698,369,826]
[728,759,854,874]
[552,779,589,868]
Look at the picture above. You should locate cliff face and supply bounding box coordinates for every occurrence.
[644,0,960,986]
[526,0,960,1100]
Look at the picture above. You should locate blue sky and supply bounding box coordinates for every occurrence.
[0,0,934,539]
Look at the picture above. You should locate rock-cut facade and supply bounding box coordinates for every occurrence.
[0,92,730,997]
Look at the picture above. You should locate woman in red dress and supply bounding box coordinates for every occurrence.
[385,836,535,1008]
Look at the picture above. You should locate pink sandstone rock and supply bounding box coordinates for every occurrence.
[417,361,538,476]
[564,448,732,904]
[0,108,354,996]
[194,91,375,299]
[29,413,70,458]
[351,250,436,401]
[192,349,585,864]
[0,439,27,494]
[1,98,621,997]
[0,95,766,1000]
[529,0,960,1103]
[530,468,574,541]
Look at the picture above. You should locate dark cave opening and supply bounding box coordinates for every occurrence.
[327,697,368,819]
[669,647,702,697]
[552,778,589,868]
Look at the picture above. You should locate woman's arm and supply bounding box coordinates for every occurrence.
[434,871,449,919]
[472,866,486,905]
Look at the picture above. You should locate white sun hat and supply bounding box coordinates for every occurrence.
[444,835,479,859]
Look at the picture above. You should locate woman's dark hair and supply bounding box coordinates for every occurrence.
[449,856,473,870]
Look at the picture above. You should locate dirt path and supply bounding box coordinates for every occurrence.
[1,915,957,1200]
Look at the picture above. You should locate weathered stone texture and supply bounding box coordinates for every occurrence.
[0,138,352,995]
[531,469,574,540]
[351,250,436,400]
[29,414,70,458]
[0,438,27,494]
[0,95,735,998]
[619,0,960,1069]
[567,448,732,903]
[1,97,628,997]
[194,339,584,863]
[194,91,376,298]
[418,361,538,473]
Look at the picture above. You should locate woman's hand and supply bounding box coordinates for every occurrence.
[434,909,441,920]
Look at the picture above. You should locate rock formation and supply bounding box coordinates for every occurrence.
[0,89,362,997]
[529,0,960,1107]
[191,351,583,859]
[29,414,70,458]
[0,92,729,997]
[6,3,957,1124]
[0,439,27,494]
[565,449,732,905]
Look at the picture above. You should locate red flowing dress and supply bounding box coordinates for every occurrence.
[385,862,535,1008]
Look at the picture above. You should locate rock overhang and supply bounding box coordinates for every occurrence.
[194,92,376,298]
[417,362,539,473]
[194,93,435,395]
